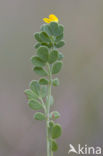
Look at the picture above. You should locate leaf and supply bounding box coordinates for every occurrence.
[48,50,58,64]
[40,24,52,36]
[34,43,41,49]
[58,24,64,35]
[50,111,60,120]
[51,140,58,152]
[28,99,43,110]
[34,112,46,120]
[34,32,42,42]
[58,52,64,60]
[40,31,51,42]
[46,95,54,106]
[33,67,48,76]
[55,40,65,48]
[49,121,54,127]
[37,46,49,62]
[40,86,48,98]
[52,61,63,74]
[29,80,40,96]
[50,22,59,36]
[31,56,45,67]
[39,78,48,85]
[40,24,46,31]
[48,121,54,135]
[24,89,38,100]
[52,78,60,86]
[52,124,62,139]
[55,34,64,42]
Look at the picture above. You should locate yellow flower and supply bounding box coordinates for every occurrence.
[43,14,59,23]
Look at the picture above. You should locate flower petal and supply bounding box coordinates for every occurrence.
[49,14,59,22]
[43,18,51,23]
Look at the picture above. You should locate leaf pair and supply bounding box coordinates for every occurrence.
[32,46,61,65]
[33,61,63,77]
[39,78,60,87]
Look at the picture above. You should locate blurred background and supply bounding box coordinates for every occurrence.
[0,0,103,155]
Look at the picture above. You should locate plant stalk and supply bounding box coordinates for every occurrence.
[46,63,53,156]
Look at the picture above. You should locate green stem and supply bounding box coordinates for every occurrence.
[46,119,50,156]
[46,63,53,156]
[51,151,53,156]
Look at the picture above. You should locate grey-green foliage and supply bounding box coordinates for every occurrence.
[24,21,65,153]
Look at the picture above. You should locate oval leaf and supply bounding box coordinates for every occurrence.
[49,121,54,128]
[34,32,42,42]
[24,89,38,100]
[37,46,49,62]
[33,67,48,76]
[39,78,49,85]
[52,124,62,139]
[29,80,40,96]
[48,50,58,64]
[48,121,54,135]
[52,61,63,74]
[58,24,64,35]
[34,112,46,120]
[55,40,65,48]
[28,99,43,110]
[31,56,45,67]
[50,22,59,36]
[55,34,64,42]
[51,140,58,152]
[40,32,51,43]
